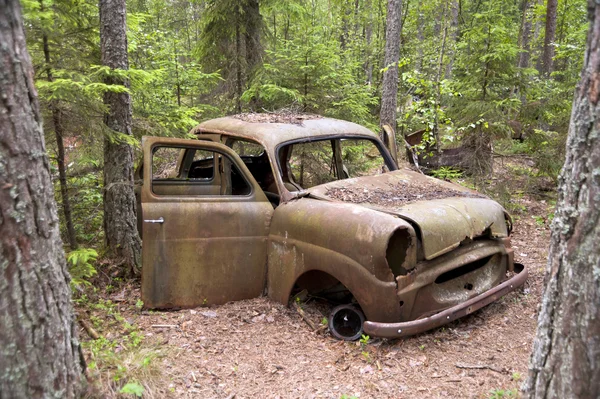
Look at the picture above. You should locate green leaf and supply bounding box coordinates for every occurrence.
[119,382,144,397]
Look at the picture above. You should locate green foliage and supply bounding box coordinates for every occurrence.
[359,334,370,346]
[430,167,463,181]
[63,171,104,245]
[243,25,378,127]
[488,388,518,399]
[67,248,98,289]
[119,382,145,397]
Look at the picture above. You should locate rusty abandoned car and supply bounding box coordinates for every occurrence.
[136,114,527,340]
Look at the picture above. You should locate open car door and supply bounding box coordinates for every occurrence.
[140,136,274,308]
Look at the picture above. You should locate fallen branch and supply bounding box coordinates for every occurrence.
[78,318,100,340]
[151,324,178,329]
[455,363,506,374]
[293,302,318,331]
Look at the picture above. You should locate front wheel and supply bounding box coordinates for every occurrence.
[328,304,365,341]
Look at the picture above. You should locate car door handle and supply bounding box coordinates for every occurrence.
[144,217,164,224]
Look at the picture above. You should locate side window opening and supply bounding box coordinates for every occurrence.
[151,146,250,196]
[226,138,277,195]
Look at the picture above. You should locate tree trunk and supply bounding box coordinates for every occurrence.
[434,2,448,152]
[100,0,142,273]
[0,0,85,397]
[541,0,558,76]
[244,0,262,81]
[445,0,460,78]
[40,10,78,250]
[554,0,570,73]
[380,0,403,142]
[364,0,374,84]
[525,2,600,398]
[416,0,424,71]
[517,0,534,69]
[235,20,243,113]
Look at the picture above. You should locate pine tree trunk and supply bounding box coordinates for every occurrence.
[517,0,534,69]
[434,3,448,153]
[244,0,262,80]
[100,0,142,273]
[364,0,374,85]
[380,0,403,139]
[541,0,558,76]
[445,0,460,78]
[235,20,243,113]
[0,0,85,396]
[416,0,424,71]
[525,2,600,397]
[41,19,78,250]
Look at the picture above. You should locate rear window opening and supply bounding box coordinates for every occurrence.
[435,255,494,284]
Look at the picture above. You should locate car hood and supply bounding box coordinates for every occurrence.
[307,169,509,260]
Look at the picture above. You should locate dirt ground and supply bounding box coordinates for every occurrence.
[82,195,552,399]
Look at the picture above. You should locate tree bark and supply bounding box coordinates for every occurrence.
[525,2,600,398]
[235,20,244,113]
[434,2,448,152]
[243,0,262,80]
[100,0,142,273]
[517,0,534,69]
[445,0,460,78]
[40,4,78,250]
[541,0,558,76]
[0,0,85,396]
[364,0,374,84]
[380,0,403,142]
[416,0,424,71]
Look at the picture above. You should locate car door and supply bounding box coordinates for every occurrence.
[141,136,274,308]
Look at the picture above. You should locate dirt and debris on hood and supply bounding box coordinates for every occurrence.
[325,182,486,208]
[231,112,323,125]
[321,172,486,209]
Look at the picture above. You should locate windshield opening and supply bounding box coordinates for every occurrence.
[278,137,392,190]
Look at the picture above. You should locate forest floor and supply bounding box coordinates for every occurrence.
[80,162,555,399]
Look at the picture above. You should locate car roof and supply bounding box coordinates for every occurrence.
[190,114,379,149]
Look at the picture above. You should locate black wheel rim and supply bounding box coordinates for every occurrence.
[331,308,362,339]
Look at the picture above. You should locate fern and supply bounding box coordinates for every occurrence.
[67,248,98,289]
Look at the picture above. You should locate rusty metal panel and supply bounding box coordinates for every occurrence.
[308,169,508,260]
[142,201,272,308]
[140,136,274,309]
[363,263,528,338]
[394,241,509,321]
[266,198,416,322]
[192,116,379,152]
[394,198,507,259]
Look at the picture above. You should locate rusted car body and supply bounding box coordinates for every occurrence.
[138,114,527,339]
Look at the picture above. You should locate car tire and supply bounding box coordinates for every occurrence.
[328,304,365,341]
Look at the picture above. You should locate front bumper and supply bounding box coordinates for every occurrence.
[363,263,527,338]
